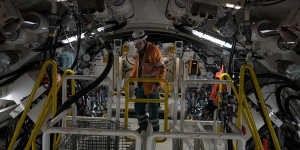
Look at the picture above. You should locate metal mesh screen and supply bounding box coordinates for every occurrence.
[59,119,134,150]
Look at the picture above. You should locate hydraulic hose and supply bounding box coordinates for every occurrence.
[69,21,126,70]
[0,73,23,87]
[228,39,237,76]
[104,21,127,32]
[251,0,286,6]
[70,21,82,70]
[57,42,113,114]
[0,61,40,80]
[245,73,299,95]
[256,73,298,89]
[0,61,41,87]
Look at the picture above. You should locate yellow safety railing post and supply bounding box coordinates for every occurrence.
[240,65,281,150]
[8,60,57,150]
[53,69,75,150]
[32,141,35,150]
[124,78,169,143]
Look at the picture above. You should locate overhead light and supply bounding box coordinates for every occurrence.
[97,27,105,32]
[192,30,232,48]
[23,21,37,25]
[56,0,68,2]
[260,30,277,33]
[62,26,104,44]
[61,33,85,44]
[225,3,242,10]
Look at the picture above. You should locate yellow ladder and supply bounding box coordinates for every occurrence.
[218,64,281,150]
[8,60,75,150]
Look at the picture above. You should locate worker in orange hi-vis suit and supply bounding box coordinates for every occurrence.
[129,30,166,133]
[210,65,227,103]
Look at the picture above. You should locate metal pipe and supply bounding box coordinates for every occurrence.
[43,127,142,150]
[42,133,50,150]
[180,80,185,132]
[147,132,245,150]
[116,57,121,121]
[183,120,222,126]
[173,58,179,127]
[49,109,70,127]
[183,79,230,85]
[63,115,108,121]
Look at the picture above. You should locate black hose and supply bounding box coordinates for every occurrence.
[251,0,286,6]
[104,21,127,32]
[0,61,41,88]
[228,39,236,76]
[256,73,299,89]
[173,24,193,34]
[0,73,23,87]
[57,42,113,114]
[70,19,82,70]
[0,61,40,80]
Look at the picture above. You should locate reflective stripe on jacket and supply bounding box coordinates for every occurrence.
[130,42,166,95]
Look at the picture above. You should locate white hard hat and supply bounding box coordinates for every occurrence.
[132,30,147,43]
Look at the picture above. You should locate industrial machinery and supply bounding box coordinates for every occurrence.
[0,0,300,150]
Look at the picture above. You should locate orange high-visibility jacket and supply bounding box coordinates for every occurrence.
[130,42,166,95]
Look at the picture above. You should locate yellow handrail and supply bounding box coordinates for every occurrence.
[219,73,263,150]
[8,60,58,150]
[219,65,282,150]
[239,65,281,150]
[124,78,169,143]
[7,61,76,150]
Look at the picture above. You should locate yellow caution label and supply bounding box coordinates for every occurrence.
[169,46,175,54]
